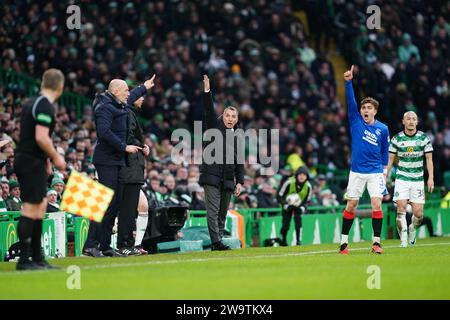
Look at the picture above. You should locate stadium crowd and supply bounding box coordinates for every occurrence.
[1,0,449,216]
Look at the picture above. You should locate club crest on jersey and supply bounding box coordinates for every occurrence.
[407,146,414,153]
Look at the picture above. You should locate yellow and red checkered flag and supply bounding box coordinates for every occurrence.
[60,170,114,223]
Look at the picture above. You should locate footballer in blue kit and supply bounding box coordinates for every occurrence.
[339,65,390,255]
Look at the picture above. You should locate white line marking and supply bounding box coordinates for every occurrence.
[2,242,450,275]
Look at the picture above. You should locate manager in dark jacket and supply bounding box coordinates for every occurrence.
[200,75,244,251]
[117,75,155,255]
[83,79,142,257]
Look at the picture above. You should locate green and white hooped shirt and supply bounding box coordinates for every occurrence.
[389,130,433,182]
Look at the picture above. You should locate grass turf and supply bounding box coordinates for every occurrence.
[1,237,449,299]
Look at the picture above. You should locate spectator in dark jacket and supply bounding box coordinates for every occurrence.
[83,79,142,257]
[117,75,155,255]
[46,188,60,213]
[6,179,21,211]
[200,75,245,251]
[256,182,279,208]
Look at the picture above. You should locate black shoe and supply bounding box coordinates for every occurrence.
[117,247,141,256]
[280,240,288,247]
[296,241,302,246]
[16,261,45,271]
[339,243,349,255]
[35,260,61,270]
[211,242,231,251]
[82,247,106,258]
[102,248,124,257]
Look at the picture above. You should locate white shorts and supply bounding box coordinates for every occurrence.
[346,171,387,200]
[393,179,425,204]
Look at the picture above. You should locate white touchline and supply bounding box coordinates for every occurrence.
[3,242,450,275]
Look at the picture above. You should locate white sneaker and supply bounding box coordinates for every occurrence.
[408,226,416,245]
[400,240,407,248]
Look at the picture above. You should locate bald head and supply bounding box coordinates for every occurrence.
[108,79,129,103]
[403,111,418,120]
[402,111,418,133]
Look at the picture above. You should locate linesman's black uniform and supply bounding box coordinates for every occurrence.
[14,96,56,265]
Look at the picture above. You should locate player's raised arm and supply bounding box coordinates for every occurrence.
[344,65,359,122]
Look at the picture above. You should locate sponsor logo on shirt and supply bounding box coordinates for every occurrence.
[362,130,378,146]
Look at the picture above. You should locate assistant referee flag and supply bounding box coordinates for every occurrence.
[60,170,114,222]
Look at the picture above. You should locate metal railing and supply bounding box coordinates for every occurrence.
[0,67,92,119]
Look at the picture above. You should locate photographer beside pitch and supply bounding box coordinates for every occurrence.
[339,65,390,255]
[200,75,244,251]
[387,111,434,248]
[14,69,66,270]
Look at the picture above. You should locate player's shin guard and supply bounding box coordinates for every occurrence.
[341,210,355,244]
[396,212,407,242]
[372,211,383,244]
[135,212,148,247]
[31,219,43,262]
[18,216,35,263]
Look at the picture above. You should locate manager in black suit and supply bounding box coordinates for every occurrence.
[200,75,244,251]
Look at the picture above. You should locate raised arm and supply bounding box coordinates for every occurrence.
[202,75,218,129]
[127,74,155,106]
[344,65,359,123]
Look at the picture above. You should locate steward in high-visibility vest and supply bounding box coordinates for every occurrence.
[277,166,312,246]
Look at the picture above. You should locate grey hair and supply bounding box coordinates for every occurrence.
[223,106,238,114]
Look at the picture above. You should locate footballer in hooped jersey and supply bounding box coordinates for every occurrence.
[387,111,434,248]
[340,65,390,255]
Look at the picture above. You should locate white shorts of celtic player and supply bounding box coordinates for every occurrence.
[346,171,387,199]
[393,179,425,204]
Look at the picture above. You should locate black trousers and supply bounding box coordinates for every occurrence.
[84,165,122,251]
[204,185,232,244]
[280,208,302,243]
[117,183,141,248]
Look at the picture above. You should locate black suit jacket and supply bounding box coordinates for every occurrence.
[199,91,245,191]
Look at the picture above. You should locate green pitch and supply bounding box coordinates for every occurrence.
[1,237,449,299]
